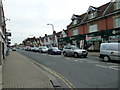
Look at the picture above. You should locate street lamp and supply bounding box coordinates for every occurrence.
[47,23,55,32]
[47,23,55,46]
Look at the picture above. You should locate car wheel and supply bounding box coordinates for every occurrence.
[103,56,110,62]
[74,53,78,58]
[63,52,67,56]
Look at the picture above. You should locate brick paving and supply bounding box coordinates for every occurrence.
[2,51,53,88]
[88,52,99,56]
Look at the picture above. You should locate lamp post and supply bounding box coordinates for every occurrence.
[47,23,55,46]
[47,23,55,32]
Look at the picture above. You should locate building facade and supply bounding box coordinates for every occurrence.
[0,0,8,65]
[59,1,120,51]
[22,1,120,51]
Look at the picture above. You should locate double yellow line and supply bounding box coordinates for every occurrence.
[43,66,76,90]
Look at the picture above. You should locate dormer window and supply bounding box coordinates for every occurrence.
[87,6,98,19]
[88,11,97,19]
[115,1,120,9]
[73,19,77,25]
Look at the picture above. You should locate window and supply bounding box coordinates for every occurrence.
[115,2,120,10]
[114,17,120,28]
[73,19,77,25]
[89,24,98,33]
[72,28,78,36]
[88,11,97,19]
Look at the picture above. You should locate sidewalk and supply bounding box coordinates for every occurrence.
[88,52,100,57]
[2,51,54,88]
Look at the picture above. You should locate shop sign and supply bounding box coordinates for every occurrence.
[86,35,101,41]
[112,29,120,35]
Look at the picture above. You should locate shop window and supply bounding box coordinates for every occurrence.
[89,24,98,33]
[115,1,120,10]
[72,28,78,36]
[114,17,120,28]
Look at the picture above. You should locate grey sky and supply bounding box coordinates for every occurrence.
[3,0,110,45]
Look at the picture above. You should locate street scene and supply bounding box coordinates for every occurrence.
[0,0,120,89]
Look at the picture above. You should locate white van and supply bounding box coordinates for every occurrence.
[99,43,120,61]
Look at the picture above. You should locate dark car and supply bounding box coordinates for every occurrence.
[48,47,61,55]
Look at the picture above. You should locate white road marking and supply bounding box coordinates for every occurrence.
[86,61,99,64]
[107,63,119,66]
[41,54,47,55]
[95,64,108,68]
[95,64,120,71]
[74,60,79,62]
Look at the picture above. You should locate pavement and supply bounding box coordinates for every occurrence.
[1,50,100,89]
[2,51,54,88]
[88,51,99,57]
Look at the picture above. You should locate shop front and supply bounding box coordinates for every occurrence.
[58,37,71,49]
[85,31,102,51]
[69,34,85,49]
[58,34,85,49]
[102,27,120,43]
[85,27,120,51]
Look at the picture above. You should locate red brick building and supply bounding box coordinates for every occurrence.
[59,1,120,51]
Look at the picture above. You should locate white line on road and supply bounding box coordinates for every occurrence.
[95,64,120,71]
[86,61,99,64]
[41,54,47,55]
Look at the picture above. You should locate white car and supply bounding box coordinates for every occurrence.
[62,45,88,58]
[39,46,48,53]
[99,43,120,61]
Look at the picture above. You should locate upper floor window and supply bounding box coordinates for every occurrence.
[114,17,120,28]
[115,2,120,10]
[72,28,78,36]
[89,24,98,33]
[88,11,97,19]
[73,19,77,25]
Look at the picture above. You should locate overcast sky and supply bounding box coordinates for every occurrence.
[3,0,110,45]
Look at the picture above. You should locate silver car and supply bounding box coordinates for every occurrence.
[62,45,88,58]
[39,46,48,53]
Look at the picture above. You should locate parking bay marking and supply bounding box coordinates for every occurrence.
[95,64,120,71]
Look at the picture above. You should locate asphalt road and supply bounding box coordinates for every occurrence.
[18,50,119,88]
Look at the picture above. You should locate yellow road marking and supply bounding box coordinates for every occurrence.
[43,66,76,89]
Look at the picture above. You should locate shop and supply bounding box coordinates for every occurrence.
[69,34,85,49]
[85,27,120,51]
[85,31,102,51]
[58,37,70,49]
[102,27,120,43]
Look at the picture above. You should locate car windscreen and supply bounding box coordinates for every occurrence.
[52,47,59,50]
[71,46,79,49]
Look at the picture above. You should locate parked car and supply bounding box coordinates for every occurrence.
[48,47,61,55]
[39,46,48,53]
[12,48,16,51]
[30,47,35,51]
[62,45,88,58]
[99,43,120,62]
[34,47,39,52]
